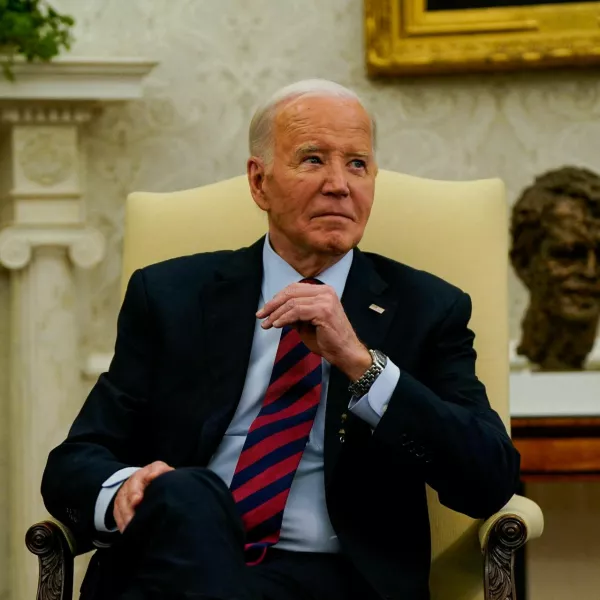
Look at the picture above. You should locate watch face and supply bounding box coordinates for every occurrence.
[373,350,387,367]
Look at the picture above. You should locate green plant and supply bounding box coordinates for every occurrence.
[0,0,75,81]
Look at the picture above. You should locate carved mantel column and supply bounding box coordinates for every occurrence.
[0,58,156,600]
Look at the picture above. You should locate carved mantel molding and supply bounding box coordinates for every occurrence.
[0,225,106,270]
[0,56,158,102]
[0,56,157,600]
[0,105,94,125]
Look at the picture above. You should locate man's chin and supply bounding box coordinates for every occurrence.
[308,232,357,256]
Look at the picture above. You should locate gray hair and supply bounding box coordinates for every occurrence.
[249,79,377,162]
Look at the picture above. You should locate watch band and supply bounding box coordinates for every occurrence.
[348,349,388,397]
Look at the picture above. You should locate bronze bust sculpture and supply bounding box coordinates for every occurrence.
[510,167,600,371]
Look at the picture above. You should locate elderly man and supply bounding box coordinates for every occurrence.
[43,80,519,600]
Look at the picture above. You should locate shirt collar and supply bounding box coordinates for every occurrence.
[261,234,353,302]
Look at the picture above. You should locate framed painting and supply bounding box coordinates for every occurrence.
[365,0,600,75]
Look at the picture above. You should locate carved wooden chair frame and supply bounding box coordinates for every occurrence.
[26,513,529,600]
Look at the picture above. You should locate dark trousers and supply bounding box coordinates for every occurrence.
[96,467,373,600]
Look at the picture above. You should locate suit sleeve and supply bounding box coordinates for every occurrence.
[372,292,520,519]
[41,269,154,539]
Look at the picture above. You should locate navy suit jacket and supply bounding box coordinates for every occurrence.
[42,236,519,600]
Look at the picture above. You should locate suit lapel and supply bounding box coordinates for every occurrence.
[324,248,398,485]
[194,237,264,464]
[192,241,398,480]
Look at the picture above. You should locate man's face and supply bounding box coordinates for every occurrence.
[250,95,377,257]
[531,197,600,321]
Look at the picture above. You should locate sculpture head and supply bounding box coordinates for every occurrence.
[511,167,600,323]
[510,167,600,370]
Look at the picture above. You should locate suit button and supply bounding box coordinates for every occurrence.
[414,445,426,458]
[66,507,79,523]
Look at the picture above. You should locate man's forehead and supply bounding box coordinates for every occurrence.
[275,96,371,132]
[279,94,367,115]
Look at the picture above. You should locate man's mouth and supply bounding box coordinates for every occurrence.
[312,213,353,220]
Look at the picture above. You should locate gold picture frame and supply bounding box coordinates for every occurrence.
[365,0,600,75]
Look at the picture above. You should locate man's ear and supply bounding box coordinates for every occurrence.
[247,157,269,211]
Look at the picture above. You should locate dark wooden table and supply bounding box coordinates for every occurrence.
[510,416,600,600]
[511,417,600,481]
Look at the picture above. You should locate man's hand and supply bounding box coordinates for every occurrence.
[113,461,174,533]
[257,282,372,381]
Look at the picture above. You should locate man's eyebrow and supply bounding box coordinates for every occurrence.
[293,145,371,159]
[294,144,322,158]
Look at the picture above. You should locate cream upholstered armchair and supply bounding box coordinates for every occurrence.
[27,170,543,600]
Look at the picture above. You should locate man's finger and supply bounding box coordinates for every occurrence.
[115,482,142,532]
[114,490,133,533]
[271,304,320,329]
[261,297,313,329]
[122,512,135,531]
[130,491,143,507]
[113,501,123,532]
[257,283,328,318]
[139,461,172,485]
[113,462,174,533]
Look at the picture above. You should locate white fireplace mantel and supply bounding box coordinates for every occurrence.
[0,56,157,600]
[0,56,158,102]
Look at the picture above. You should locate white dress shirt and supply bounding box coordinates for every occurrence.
[95,237,401,553]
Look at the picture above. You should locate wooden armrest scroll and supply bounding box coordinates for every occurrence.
[483,514,528,600]
[26,521,74,600]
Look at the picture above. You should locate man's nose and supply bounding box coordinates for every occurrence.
[322,162,349,197]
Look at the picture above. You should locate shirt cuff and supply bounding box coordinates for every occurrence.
[94,466,141,533]
[348,359,400,428]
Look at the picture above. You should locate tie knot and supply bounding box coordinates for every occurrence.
[301,277,323,285]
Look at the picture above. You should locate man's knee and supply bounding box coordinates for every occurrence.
[134,467,243,545]
[143,467,233,512]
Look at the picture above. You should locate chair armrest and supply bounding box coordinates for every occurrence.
[26,520,75,600]
[478,495,543,600]
[479,494,544,550]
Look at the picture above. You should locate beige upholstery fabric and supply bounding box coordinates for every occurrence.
[122,170,528,600]
[479,494,544,549]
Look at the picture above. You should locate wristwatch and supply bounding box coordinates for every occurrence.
[348,349,388,397]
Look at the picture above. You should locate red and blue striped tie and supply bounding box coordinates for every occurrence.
[230,279,322,565]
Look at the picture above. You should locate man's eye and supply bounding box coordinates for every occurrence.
[350,159,366,169]
[303,156,322,164]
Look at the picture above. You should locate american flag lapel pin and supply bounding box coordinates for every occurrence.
[369,304,385,314]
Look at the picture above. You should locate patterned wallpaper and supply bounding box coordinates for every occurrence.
[44,0,600,356]
[1,0,600,598]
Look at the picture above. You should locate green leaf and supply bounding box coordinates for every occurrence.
[0,0,75,80]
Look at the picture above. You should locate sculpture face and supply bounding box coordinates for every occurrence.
[510,167,600,370]
[531,197,600,322]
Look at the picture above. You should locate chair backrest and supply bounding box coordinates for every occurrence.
[122,170,508,600]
